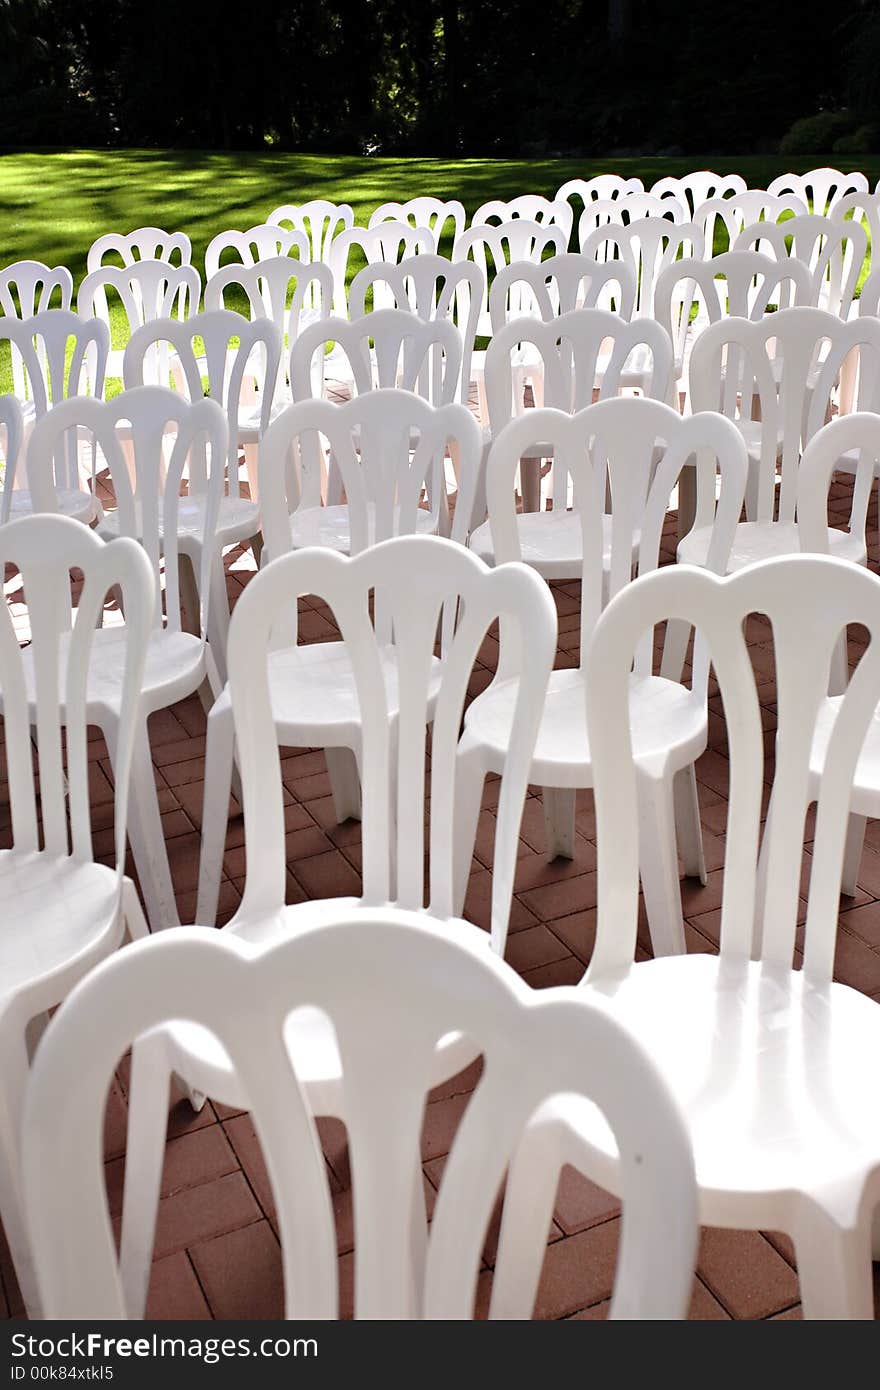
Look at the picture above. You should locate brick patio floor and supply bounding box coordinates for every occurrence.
[3,472,880,1320]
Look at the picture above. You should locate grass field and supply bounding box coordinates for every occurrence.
[3,148,880,282]
[1,148,879,398]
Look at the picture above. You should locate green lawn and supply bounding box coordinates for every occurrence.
[1,148,879,398]
[3,148,880,284]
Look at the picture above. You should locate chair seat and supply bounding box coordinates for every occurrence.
[210,637,443,745]
[4,488,99,525]
[0,851,121,1000]
[545,954,880,1219]
[469,511,638,581]
[98,494,260,549]
[19,627,204,714]
[289,503,436,553]
[678,520,866,572]
[236,399,290,444]
[465,667,705,787]
[150,904,484,1116]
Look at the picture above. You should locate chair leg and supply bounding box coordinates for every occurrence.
[676,464,697,543]
[542,786,577,861]
[121,718,180,932]
[520,457,541,513]
[206,553,231,689]
[119,1033,172,1319]
[0,1021,41,1317]
[122,876,151,940]
[490,1108,565,1319]
[841,813,868,898]
[637,772,686,956]
[673,764,707,883]
[793,1208,874,1319]
[196,701,236,927]
[326,745,362,824]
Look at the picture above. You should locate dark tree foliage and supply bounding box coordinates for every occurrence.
[0,0,875,154]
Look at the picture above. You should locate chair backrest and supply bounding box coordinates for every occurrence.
[767,167,869,216]
[290,309,462,409]
[555,174,645,207]
[27,390,227,639]
[204,259,333,408]
[231,536,556,946]
[203,223,310,280]
[23,907,697,1319]
[86,227,192,273]
[485,396,746,664]
[471,195,573,241]
[327,224,433,315]
[650,169,748,214]
[577,193,688,251]
[688,307,880,522]
[0,261,73,400]
[368,198,466,250]
[0,310,108,417]
[579,220,704,318]
[858,266,880,316]
[485,310,673,442]
[266,199,355,264]
[451,221,568,335]
[584,552,880,985]
[0,394,25,525]
[488,254,636,327]
[0,512,152,876]
[654,250,814,366]
[258,389,481,555]
[830,190,880,261]
[347,255,483,405]
[695,191,808,256]
[122,310,282,487]
[76,261,202,350]
[744,213,868,316]
[796,412,880,559]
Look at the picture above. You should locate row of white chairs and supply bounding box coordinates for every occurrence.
[7,502,880,1318]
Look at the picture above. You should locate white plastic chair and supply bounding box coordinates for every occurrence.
[347,255,483,406]
[327,223,433,316]
[24,906,697,1320]
[470,308,673,525]
[0,394,25,526]
[203,223,310,280]
[576,193,688,252]
[685,307,880,549]
[799,413,880,894]
[464,397,747,956]
[649,169,747,214]
[830,190,880,273]
[0,310,109,523]
[735,213,868,319]
[26,393,228,932]
[368,197,466,250]
[488,254,636,325]
[266,199,355,265]
[85,228,192,348]
[0,512,153,1317]
[580,219,704,319]
[76,261,202,380]
[471,195,573,242]
[129,534,557,1314]
[451,220,568,338]
[526,552,880,1319]
[197,396,482,922]
[204,258,334,412]
[123,310,282,585]
[767,167,869,216]
[0,261,73,403]
[555,174,644,208]
[695,191,808,257]
[291,308,463,409]
[654,249,814,400]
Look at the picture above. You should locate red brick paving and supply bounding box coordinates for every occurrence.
[3,474,880,1319]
